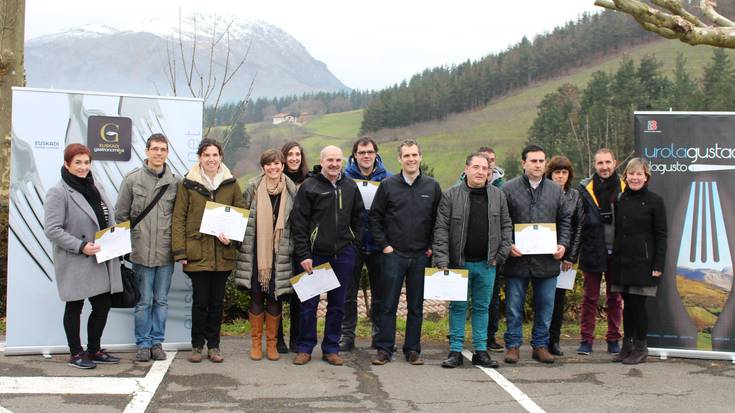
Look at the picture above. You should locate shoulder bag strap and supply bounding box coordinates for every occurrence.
[131,184,170,229]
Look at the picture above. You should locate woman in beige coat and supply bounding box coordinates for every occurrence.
[235,149,297,361]
[44,143,123,369]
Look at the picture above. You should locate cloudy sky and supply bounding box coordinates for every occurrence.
[26,0,602,90]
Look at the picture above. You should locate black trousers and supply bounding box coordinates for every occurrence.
[64,292,112,355]
[187,271,229,348]
[549,288,567,343]
[487,275,503,341]
[622,292,648,341]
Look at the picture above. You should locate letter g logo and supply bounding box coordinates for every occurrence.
[99,123,120,143]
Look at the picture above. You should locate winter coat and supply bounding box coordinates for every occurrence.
[44,180,123,302]
[344,154,392,253]
[291,172,364,263]
[432,182,513,268]
[172,164,246,273]
[501,175,571,278]
[115,161,179,267]
[562,188,585,264]
[234,174,297,298]
[369,172,442,256]
[578,176,626,272]
[611,187,667,287]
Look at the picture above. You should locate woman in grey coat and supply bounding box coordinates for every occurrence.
[235,149,297,362]
[43,144,123,369]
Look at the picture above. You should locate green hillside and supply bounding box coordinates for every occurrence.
[243,39,734,188]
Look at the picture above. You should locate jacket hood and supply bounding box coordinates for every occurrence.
[185,163,234,187]
[345,154,390,180]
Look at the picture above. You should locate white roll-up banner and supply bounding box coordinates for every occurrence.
[6,87,202,355]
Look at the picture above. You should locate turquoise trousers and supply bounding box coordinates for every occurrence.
[448,261,496,352]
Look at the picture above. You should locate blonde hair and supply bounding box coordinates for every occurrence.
[623,157,651,184]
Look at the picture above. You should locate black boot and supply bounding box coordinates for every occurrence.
[549,340,564,356]
[622,339,648,365]
[276,317,289,354]
[441,351,463,368]
[612,336,633,363]
[472,350,499,368]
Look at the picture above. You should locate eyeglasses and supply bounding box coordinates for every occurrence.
[357,150,376,156]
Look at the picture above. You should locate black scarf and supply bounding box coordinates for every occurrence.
[285,168,306,185]
[592,173,620,215]
[61,166,108,229]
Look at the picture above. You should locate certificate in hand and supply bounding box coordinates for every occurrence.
[290,263,341,302]
[354,179,379,209]
[514,223,557,255]
[94,221,132,264]
[556,265,577,290]
[423,268,469,301]
[199,201,250,242]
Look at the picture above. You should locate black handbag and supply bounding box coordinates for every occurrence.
[111,184,170,308]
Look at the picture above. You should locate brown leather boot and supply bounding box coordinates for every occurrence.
[249,312,264,361]
[504,347,520,364]
[532,347,555,364]
[265,313,281,361]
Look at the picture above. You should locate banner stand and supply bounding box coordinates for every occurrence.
[2,342,192,357]
[649,348,735,364]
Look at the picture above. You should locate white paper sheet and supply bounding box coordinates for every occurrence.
[423,268,469,301]
[94,221,132,264]
[290,263,341,302]
[199,201,250,242]
[556,266,577,290]
[354,179,380,209]
[514,223,557,255]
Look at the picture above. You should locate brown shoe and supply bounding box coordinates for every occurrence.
[504,347,520,364]
[292,352,311,365]
[208,347,224,363]
[249,312,264,361]
[189,347,203,363]
[265,313,281,361]
[372,350,391,365]
[532,347,555,364]
[405,351,424,365]
[322,353,344,366]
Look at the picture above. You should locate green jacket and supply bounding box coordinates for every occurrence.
[172,164,246,273]
[234,174,297,298]
[115,161,179,267]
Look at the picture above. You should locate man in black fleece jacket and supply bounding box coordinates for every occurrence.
[290,145,364,366]
[369,139,442,366]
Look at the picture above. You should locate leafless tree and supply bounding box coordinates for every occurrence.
[1,0,25,200]
[596,0,735,48]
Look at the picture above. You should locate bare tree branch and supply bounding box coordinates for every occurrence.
[701,0,735,27]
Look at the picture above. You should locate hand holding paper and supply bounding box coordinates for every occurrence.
[94,221,132,264]
[290,263,341,302]
[514,223,557,255]
[199,201,249,242]
[424,267,469,301]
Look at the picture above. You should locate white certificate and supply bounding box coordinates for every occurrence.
[290,263,341,302]
[199,201,250,242]
[514,223,557,255]
[423,268,469,301]
[94,221,132,264]
[557,265,577,290]
[354,179,379,209]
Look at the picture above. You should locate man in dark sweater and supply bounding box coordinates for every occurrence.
[369,139,442,366]
[433,152,512,369]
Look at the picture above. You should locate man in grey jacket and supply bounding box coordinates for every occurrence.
[501,144,571,364]
[433,152,512,369]
[115,134,179,362]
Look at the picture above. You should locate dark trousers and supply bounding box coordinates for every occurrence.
[622,293,648,341]
[63,292,112,355]
[186,271,229,349]
[549,287,567,343]
[375,252,428,356]
[341,250,383,343]
[296,246,357,355]
[487,275,503,341]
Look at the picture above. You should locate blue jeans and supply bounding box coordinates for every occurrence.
[133,263,174,348]
[297,245,357,355]
[503,275,557,349]
[375,252,428,356]
[449,262,495,352]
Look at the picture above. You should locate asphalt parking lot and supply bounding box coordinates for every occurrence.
[1,337,734,412]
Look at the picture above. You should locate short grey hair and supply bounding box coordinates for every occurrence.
[320,145,343,160]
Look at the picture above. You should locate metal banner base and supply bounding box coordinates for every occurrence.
[649,347,735,364]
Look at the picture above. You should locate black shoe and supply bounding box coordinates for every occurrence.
[89,349,120,364]
[487,339,504,353]
[276,338,289,354]
[68,352,96,369]
[338,338,355,352]
[549,341,564,356]
[441,351,464,368]
[472,351,499,368]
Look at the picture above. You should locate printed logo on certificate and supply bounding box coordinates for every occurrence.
[290,263,341,302]
[514,223,557,255]
[199,201,250,242]
[423,267,469,301]
[94,221,132,264]
[354,179,380,209]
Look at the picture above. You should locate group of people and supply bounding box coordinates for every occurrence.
[43,133,666,370]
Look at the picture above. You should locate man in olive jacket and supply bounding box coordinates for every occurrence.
[290,145,364,366]
[433,152,512,369]
[115,134,179,362]
[501,144,571,364]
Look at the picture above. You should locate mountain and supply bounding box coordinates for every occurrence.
[24,15,348,102]
[676,266,732,292]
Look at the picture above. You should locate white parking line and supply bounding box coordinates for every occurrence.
[461,350,545,413]
[0,351,176,413]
